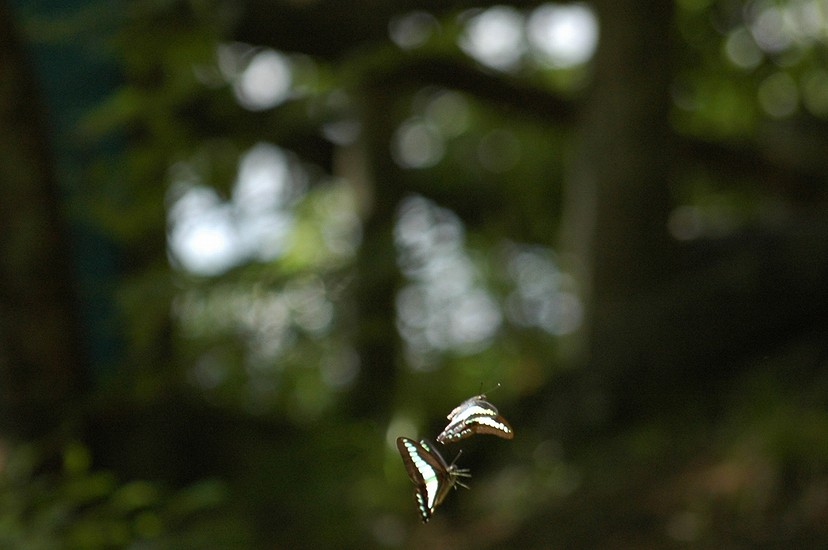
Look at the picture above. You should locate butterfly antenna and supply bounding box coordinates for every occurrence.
[478,381,502,397]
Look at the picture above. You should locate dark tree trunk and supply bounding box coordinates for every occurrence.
[345,82,405,422]
[0,0,87,439]
[560,0,676,376]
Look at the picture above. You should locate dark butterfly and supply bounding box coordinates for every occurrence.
[396,437,470,523]
[436,394,514,444]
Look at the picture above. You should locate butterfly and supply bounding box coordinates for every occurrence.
[436,394,514,444]
[396,437,470,522]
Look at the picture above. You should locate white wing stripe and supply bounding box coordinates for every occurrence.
[468,416,511,432]
[403,440,441,510]
[447,404,498,424]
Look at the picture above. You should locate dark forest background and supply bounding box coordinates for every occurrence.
[3,0,828,547]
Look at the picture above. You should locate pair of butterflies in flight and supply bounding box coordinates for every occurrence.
[396,393,513,523]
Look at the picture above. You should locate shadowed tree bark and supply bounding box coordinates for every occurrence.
[0,0,87,439]
[560,0,677,360]
[345,81,406,422]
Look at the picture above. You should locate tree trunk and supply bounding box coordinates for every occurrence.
[558,0,676,419]
[345,83,404,421]
[0,0,87,438]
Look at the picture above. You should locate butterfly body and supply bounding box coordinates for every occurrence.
[396,437,470,522]
[436,394,514,444]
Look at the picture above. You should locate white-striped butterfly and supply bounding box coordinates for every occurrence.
[396,437,470,522]
[436,394,514,444]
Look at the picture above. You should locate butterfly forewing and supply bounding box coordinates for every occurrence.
[437,395,514,443]
[396,437,469,522]
[444,395,495,421]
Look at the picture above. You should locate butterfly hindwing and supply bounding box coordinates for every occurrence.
[436,394,514,444]
[396,437,469,522]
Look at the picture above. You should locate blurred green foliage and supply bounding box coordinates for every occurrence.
[6,0,828,547]
[0,442,248,549]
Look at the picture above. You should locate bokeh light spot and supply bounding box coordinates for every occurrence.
[460,6,526,71]
[758,72,798,118]
[527,3,599,68]
[392,118,445,169]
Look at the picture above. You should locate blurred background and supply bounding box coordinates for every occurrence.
[3,0,828,547]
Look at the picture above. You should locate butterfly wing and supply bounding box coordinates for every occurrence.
[445,395,483,420]
[460,413,514,439]
[397,437,470,522]
[397,437,451,522]
[437,396,514,443]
